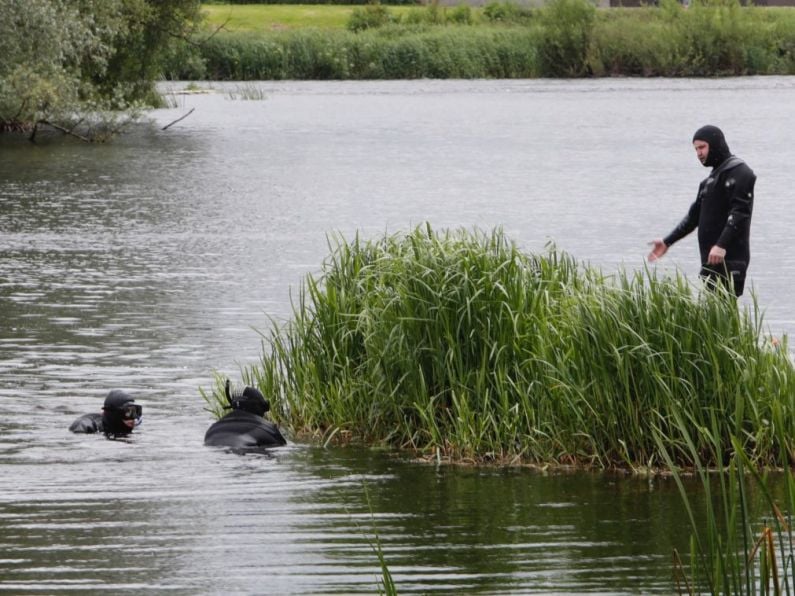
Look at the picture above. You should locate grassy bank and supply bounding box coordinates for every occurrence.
[172,0,795,79]
[201,4,416,30]
[206,226,795,471]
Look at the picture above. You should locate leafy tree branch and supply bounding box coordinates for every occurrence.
[0,0,202,141]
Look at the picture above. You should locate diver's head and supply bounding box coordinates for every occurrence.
[102,390,141,437]
[693,125,731,168]
[226,381,270,417]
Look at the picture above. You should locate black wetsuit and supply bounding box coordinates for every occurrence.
[204,383,287,449]
[204,410,287,449]
[664,126,756,296]
[69,413,104,434]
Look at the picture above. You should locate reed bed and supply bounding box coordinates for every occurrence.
[170,27,541,80]
[168,0,795,80]
[658,418,795,594]
[207,225,795,470]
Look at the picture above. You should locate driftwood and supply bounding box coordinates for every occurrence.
[162,107,195,131]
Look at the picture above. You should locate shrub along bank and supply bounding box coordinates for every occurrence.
[206,226,795,471]
[167,0,795,79]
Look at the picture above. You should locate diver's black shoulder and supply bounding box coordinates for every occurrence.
[69,413,103,434]
[204,410,286,448]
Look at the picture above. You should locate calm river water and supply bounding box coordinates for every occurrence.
[1,77,793,594]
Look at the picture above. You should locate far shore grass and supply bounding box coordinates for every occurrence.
[201,4,401,31]
[173,0,795,80]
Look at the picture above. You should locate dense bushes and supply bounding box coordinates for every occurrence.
[538,0,596,76]
[206,226,795,470]
[348,3,396,31]
[169,0,795,79]
[590,0,795,76]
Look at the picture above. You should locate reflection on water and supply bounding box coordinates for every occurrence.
[1,77,794,593]
[0,436,695,594]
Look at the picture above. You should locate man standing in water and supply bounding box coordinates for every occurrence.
[648,125,756,297]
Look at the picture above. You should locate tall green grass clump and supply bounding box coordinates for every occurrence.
[209,226,795,470]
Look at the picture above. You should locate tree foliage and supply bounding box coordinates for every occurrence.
[0,0,201,139]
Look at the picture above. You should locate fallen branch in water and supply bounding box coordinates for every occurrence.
[34,119,90,143]
[162,108,195,131]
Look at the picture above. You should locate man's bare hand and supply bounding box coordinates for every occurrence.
[647,239,668,262]
[707,245,726,265]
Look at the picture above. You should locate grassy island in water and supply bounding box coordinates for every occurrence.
[205,225,794,472]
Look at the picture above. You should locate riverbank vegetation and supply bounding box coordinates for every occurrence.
[173,0,795,79]
[3,1,792,137]
[0,0,201,140]
[206,225,795,472]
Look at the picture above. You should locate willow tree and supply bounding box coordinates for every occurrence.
[0,0,202,140]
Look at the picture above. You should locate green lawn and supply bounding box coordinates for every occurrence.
[201,3,413,31]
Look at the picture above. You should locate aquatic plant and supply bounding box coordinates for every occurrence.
[224,83,267,101]
[208,225,794,470]
[657,417,795,594]
[361,483,397,596]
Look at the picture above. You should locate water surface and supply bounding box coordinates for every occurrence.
[1,77,793,593]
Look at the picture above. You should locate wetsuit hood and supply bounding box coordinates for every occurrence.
[225,380,270,417]
[693,125,731,168]
[102,390,140,436]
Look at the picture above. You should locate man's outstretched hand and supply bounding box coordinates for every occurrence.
[647,239,668,262]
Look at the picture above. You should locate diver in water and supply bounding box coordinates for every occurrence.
[69,390,142,438]
[204,380,286,449]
